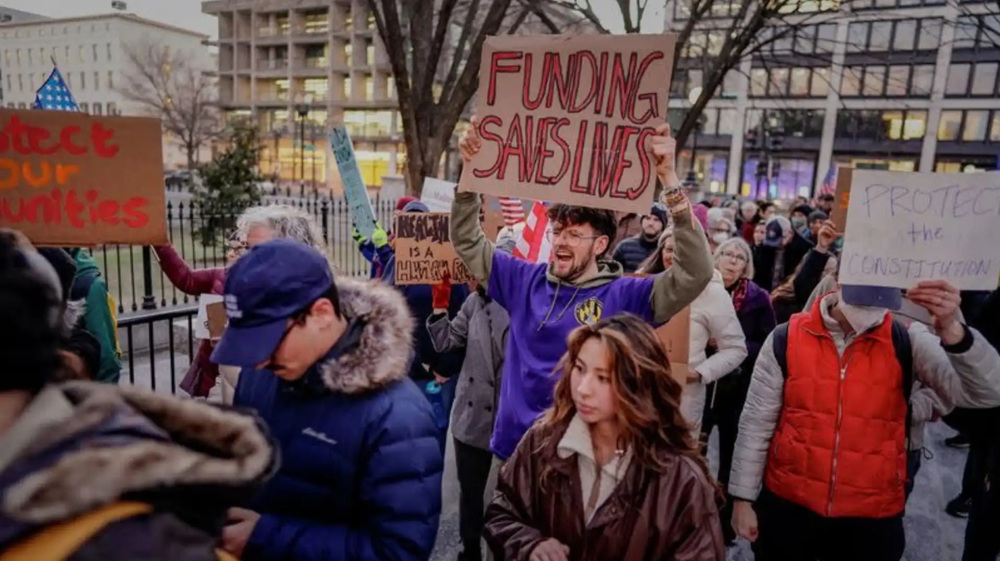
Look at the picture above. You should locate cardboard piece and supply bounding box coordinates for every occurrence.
[655,306,691,386]
[459,34,676,214]
[421,178,456,212]
[839,169,1000,291]
[194,294,224,340]
[329,126,377,239]
[0,108,167,245]
[206,301,228,339]
[394,212,473,285]
[829,167,852,230]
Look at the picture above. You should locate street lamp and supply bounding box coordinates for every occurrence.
[296,93,311,187]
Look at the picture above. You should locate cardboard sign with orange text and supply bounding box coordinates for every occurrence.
[0,108,167,245]
[829,167,853,230]
[394,212,473,285]
[459,34,675,214]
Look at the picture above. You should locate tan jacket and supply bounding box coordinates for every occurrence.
[485,419,725,561]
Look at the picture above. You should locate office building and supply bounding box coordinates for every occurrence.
[665,0,1000,198]
[202,0,398,192]
[0,9,213,169]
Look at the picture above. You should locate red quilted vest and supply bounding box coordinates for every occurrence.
[764,299,908,518]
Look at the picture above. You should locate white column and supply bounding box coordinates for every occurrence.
[727,58,753,195]
[921,8,958,172]
[814,18,850,193]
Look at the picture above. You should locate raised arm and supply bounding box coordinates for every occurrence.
[451,192,494,284]
[153,244,222,296]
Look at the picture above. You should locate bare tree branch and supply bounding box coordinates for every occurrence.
[118,40,219,169]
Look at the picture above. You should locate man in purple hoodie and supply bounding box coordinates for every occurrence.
[452,119,714,492]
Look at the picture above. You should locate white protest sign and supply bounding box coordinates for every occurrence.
[420,178,456,212]
[194,294,224,340]
[329,126,377,239]
[839,170,1000,290]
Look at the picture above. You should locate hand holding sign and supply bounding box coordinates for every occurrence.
[649,124,678,185]
[816,220,841,254]
[906,280,964,344]
[460,116,482,164]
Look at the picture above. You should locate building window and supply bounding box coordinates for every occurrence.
[750,68,768,96]
[815,23,838,53]
[366,40,375,66]
[93,103,102,115]
[938,110,962,141]
[64,46,69,60]
[989,112,1000,142]
[790,67,810,96]
[92,44,98,62]
[78,45,85,63]
[364,77,374,100]
[343,109,394,137]
[106,43,112,61]
[962,110,990,141]
[108,102,117,115]
[80,72,86,90]
[847,22,867,52]
[718,109,737,135]
[893,20,917,50]
[946,63,971,96]
[911,65,934,96]
[794,26,816,54]
[79,102,89,113]
[863,66,885,96]
[955,15,979,49]
[917,19,942,50]
[971,63,998,96]
[886,66,909,96]
[94,72,100,91]
[869,21,891,51]
[386,76,394,99]
[841,66,862,96]
[108,71,114,89]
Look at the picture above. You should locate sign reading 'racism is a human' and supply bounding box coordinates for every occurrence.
[0,109,167,245]
[394,212,473,285]
[459,34,676,214]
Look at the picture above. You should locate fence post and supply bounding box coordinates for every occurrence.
[321,198,330,243]
[141,246,157,310]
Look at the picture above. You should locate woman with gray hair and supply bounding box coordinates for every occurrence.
[236,204,329,256]
[703,237,776,545]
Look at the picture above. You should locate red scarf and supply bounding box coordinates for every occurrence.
[731,278,749,312]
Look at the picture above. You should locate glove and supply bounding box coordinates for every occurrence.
[351,227,367,245]
[372,222,389,248]
[432,271,452,311]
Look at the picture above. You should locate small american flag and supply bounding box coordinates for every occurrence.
[818,165,837,196]
[499,196,526,226]
[514,201,551,264]
[32,67,79,112]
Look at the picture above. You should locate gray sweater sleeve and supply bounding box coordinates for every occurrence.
[728,332,785,501]
[910,323,1000,409]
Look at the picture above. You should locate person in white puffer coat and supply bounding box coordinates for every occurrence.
[640,228,748,435]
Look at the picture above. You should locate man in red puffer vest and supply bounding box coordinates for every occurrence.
[729,281,1000,561]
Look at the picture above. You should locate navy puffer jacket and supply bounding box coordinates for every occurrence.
[234,277,444,561]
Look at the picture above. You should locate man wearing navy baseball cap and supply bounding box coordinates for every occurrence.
[213,239,443,561]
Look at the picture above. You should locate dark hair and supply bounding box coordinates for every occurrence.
[539,314,716,496]
[791,204,813,217]
[291,284,343,325]
[808,210,828,223]
[546,204,617,243]
[819,193,835,202]
[0,233,62,393]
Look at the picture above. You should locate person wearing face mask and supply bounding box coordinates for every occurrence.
[611,204,668,273]
[706,208,736,253]
[452,118,714,493]
[753,216,813,292]
[789,205,812,237]
[729,274,1000,561]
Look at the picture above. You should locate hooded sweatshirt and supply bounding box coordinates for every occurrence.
[66,249,121,384]
[450,191,714,459]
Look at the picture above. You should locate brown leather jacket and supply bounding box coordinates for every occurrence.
[485,420,725,561]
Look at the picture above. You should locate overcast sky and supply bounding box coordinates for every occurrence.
[1,0,663,38]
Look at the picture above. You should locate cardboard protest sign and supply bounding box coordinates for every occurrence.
[329,126,377,239]
[0,108,167,245]
[657,307,691,385]
[839,170,1000,291]
[394,212,473,285]
[829,167,852,229]
[421,178,456,212]
[206,301,228,339]
[194,294,224,340]
[459,34,676,214]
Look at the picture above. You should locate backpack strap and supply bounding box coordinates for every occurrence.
[889,317,915,449]
[0,502,151,561]
[772,323,791,378]
[0,501,238,561]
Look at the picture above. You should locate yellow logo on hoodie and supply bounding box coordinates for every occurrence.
[574,297,603,325]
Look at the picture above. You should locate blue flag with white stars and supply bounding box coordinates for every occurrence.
[32,67,79,111]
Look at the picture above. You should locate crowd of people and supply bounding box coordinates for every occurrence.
[1,119,999,561]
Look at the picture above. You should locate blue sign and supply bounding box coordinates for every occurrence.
[329,126,377,239]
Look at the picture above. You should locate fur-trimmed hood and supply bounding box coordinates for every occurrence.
[314,277,416,394]
[0,382,277,542]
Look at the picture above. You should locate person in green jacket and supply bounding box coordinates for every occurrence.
[66,249,121,384]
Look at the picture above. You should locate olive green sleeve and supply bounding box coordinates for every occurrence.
[450,191,494,284]
[650,210,714,324]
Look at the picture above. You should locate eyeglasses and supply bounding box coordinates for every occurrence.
[720,250,748,263]
[545,229,602,248]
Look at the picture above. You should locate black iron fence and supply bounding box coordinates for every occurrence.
[112,194,402,395]
[93,195,399,314]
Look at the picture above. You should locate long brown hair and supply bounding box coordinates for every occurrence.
[538,314,714,489]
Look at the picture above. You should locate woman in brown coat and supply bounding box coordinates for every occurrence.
[484,314,725,561]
